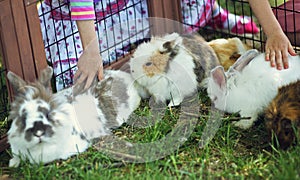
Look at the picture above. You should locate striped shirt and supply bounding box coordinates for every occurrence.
[70,0,96,20]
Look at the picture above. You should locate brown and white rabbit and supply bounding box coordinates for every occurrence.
[130,32,219,106]
[7,67,140,167]
[262,80,300,149]
[207,49,300,129]
[208,37,251,71]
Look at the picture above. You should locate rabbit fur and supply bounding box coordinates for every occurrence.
[130,32,219,106]
[207,49,300,129]
[7,67,140,167]
[208,37,251,71]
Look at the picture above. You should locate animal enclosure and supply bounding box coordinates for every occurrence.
[0,0,299,152]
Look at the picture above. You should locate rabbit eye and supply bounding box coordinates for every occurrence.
[38,106,49,114]
[212,96,217,102]
[38,106,50,119]
[145,62,152,66]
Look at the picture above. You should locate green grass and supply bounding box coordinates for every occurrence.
[0,54,10,138]
[1,0,299,179]
[1,88,299,179]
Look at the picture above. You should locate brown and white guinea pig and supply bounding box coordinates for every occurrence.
[7,66,141,167]
[130,32,219,106]
[262,80,300,150]
[208,37,251,71]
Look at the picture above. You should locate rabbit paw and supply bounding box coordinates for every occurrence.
[233,119,254,129]
[9,157,20,167]
[168,98,182,107]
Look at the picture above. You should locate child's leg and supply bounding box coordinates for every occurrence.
[181,0,216,32]
[207,2,259,34]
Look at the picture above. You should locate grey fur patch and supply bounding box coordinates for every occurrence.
[80,133,87,141]
[72,127,78,135]
[161,45,180,73]
[161,41,180,60]
[93,77,119,129]
[111,78,129,106]
[38,106,49,117]
[16,109,27,133]
[47,112,56,125]
[71,127,87,140]
[182,34,219,85]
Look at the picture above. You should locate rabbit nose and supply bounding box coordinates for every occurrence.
[32,121,46,137]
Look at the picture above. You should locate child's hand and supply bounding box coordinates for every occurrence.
[74,20,103,93]
[74,38,103,92]
[265,32,297,70]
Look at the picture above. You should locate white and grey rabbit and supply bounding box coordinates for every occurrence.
[207,49,300,129]
[7,66,140,167]
[130,32,219,106]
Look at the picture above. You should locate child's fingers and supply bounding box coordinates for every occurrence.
[282,50,289,69]
[84,76,94,90]
[97,66,104,80]
[269,51,276,68]
[265,51,270,61]
[275,51,283,70]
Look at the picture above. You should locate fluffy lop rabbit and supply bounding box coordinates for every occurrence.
[7,67,140,167]
[207,49,300,129]
[130,33,219,106]
[262,80,300,149]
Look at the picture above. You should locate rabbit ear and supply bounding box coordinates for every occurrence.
[211,66,226,90]
[160,33,182,53]
[162,40,175,52]
[231,49,259,72]
[162,39,180,53]
[38,66,53,88]
[7,71,27,93]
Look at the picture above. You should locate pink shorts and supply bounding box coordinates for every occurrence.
[272,0,300,32]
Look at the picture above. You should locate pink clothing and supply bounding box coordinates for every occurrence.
[182,0,216,32]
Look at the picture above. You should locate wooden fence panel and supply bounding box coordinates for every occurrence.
[0,0,47,84]
[146,0,183,35]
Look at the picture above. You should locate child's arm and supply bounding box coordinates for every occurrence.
[75,20,104,91]
[249,0,296,70]
[69,0,104,90]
